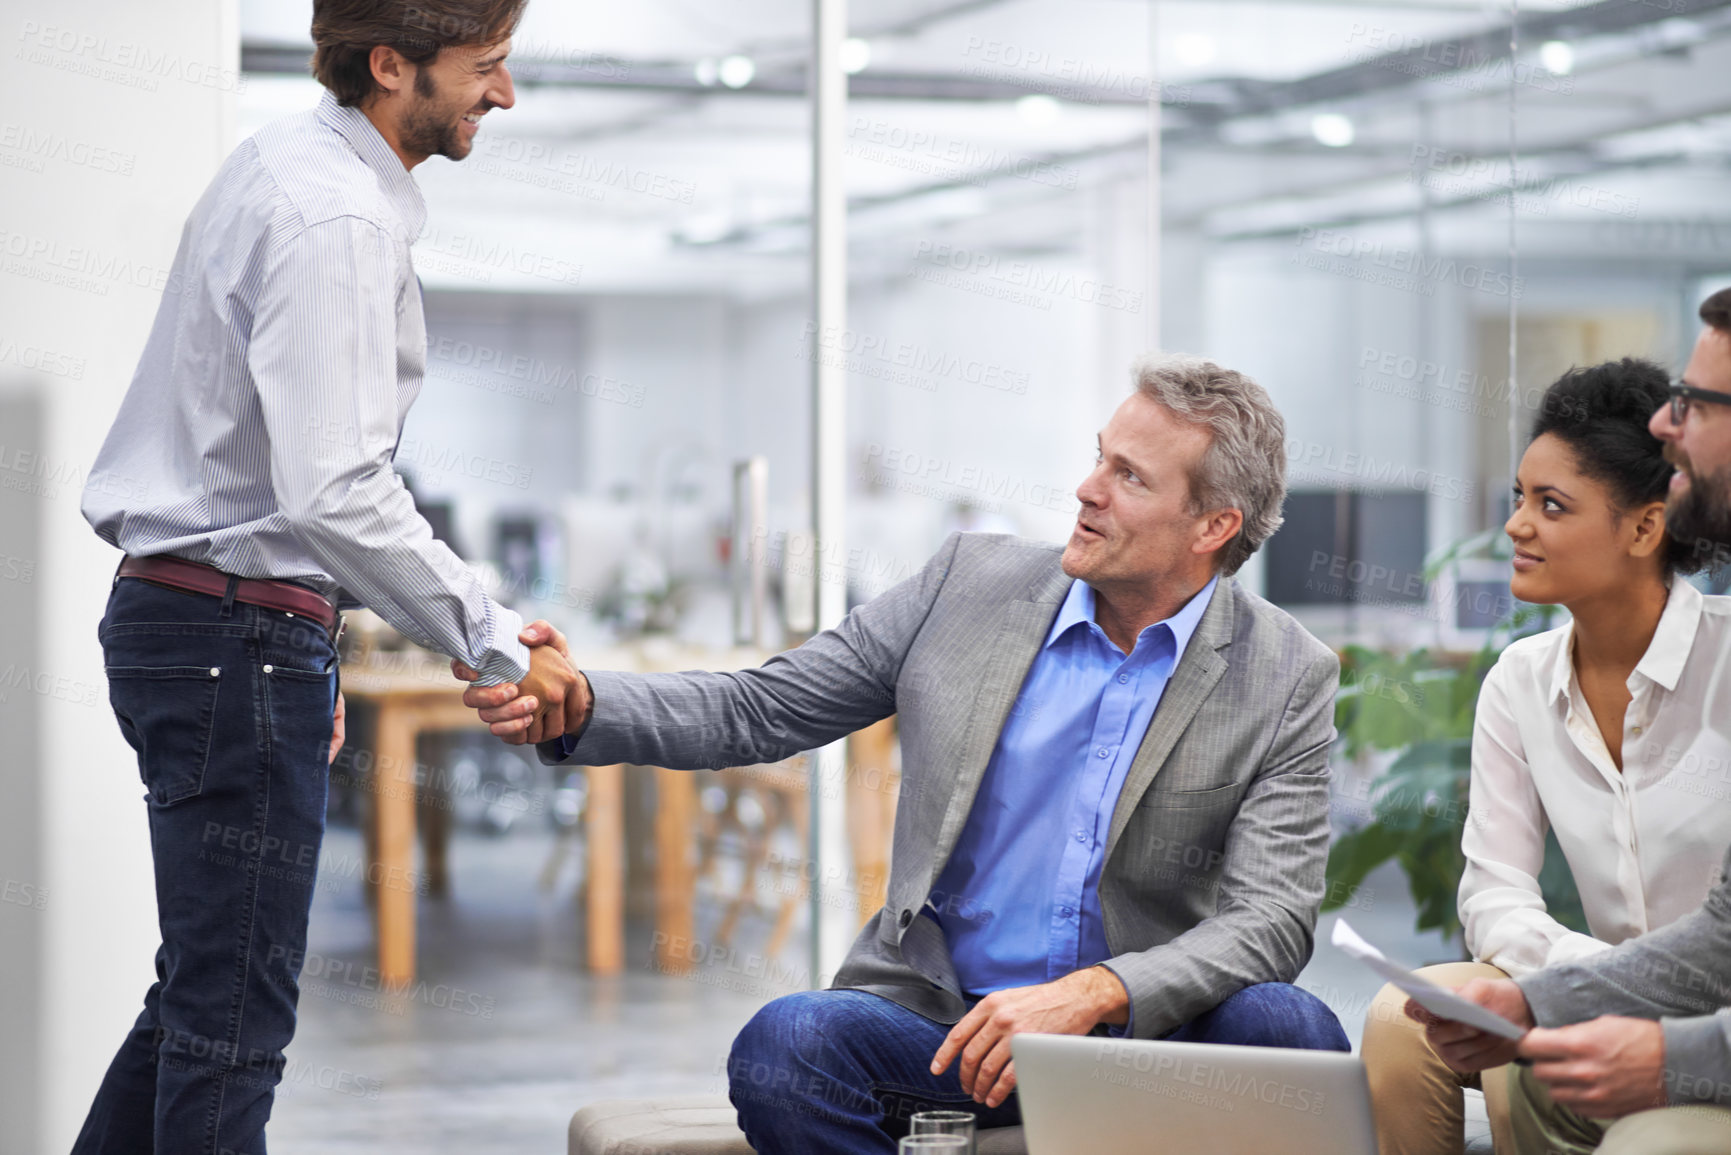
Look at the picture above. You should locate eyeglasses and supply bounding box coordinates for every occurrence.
[1670,381,1731,426]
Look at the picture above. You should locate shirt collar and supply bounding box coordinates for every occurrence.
[1635,578,1702,692]
[1546,578,1704,706]
[315,91,428,238]
[1048,574,1220,663]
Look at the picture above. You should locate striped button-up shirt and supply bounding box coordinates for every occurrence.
[83,92,528,684]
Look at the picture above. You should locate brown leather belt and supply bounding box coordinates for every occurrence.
[118,555,341,638]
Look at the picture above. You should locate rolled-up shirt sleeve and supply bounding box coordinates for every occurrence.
[1460,661,1608,978]
[248,216,528,685]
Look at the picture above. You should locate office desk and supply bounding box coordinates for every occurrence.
[341,656,626,988]
[342,643,887,987]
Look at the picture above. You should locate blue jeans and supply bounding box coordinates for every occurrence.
[728,983,1349,1155]
[73,577,339,1155]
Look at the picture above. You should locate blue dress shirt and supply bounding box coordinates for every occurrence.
[927,574,1218,998]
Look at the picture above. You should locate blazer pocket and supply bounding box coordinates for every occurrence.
[1137,780,1241,809]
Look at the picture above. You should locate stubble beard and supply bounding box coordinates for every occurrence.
[400,67,471,162]
[1667,462,1731,573]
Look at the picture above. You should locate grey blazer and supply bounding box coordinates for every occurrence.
[1518,844,1731,1107]
[544,532,1341,1037]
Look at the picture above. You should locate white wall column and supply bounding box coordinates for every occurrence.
[0,0,238,1147]
[807,0,853,984]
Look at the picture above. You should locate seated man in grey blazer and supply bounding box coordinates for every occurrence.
[463,354,1349,1154]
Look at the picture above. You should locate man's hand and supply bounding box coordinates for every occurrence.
[1519,1017,1667,1119]
[1407,977,1534,1074]
[452,621,591,744]
[329,691,346,765]
[929,967,1129,1109]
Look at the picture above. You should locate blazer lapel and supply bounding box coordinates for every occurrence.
[1104,579,1235,860]
[927,568,1072,882]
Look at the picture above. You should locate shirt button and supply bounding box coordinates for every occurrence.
[1075,830,1088,842]
[1631,726,1643,736]
[1096,747,1109,759]
[1118,674,1129,684]
[1061,907,1074,918]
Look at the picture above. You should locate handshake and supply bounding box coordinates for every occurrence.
[452,620,592,746]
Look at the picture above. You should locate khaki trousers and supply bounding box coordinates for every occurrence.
[1506,1063,1731,1155]
[1364,962,1517,1155]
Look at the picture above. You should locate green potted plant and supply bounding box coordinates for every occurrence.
[1321,531,1587,952]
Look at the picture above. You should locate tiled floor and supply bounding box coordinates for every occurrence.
[271,823,1483,1154]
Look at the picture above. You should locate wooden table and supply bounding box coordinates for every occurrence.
[341,657,626,988]
[343,642,889,988]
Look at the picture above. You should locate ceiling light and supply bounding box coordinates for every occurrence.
[1311,112,1354,148]
[719,55,756,89]
[841,38,872,74]
[1016,94,1061,126]
[1539,40,1574,76]
[694,58,718,86]
[679,212,734,245]
[1174,33,1216,68]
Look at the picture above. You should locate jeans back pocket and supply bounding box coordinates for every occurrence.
[105,665,225,805]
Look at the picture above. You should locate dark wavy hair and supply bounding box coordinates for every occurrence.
[311,0,527,107]
[1529,357,1701,576]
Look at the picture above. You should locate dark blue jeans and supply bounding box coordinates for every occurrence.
[73,577,339,1155]
[728,982,1349,1155]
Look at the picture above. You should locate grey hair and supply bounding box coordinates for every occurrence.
[1131,353,1287,576]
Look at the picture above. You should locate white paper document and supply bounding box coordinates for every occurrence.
[1330,919,1526,1040]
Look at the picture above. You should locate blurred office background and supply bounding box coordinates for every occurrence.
[3,0,1729,1150]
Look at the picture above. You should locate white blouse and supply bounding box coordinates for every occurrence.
[1460,579,1731,978]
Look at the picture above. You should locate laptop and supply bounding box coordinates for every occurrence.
[1012,1034,1378,1155]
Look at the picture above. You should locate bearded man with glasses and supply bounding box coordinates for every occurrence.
[1653,292,1731,571]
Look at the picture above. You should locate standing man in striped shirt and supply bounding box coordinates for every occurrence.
[75,2,581,1151]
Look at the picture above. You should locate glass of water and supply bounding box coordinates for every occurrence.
[898,1135,970,1154]
[909,1110,977,1154]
